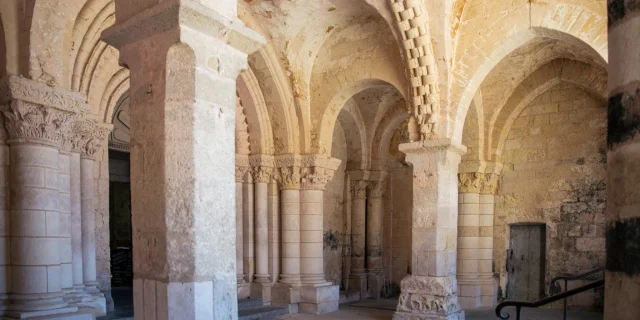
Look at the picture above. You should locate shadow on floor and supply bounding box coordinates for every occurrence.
[97,287,133,320]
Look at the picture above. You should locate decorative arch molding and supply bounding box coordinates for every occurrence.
[236,90,251,156]
[238,68,274,155]
[388,0,441,140]
[491,59,607,161]
[451,26,607,144]
[376,112,409,170]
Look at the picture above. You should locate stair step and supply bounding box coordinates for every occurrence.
[238,298,264,310]
[239,306,289,320]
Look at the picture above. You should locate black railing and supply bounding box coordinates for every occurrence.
[551,267,604,320]
[495,279,604,320]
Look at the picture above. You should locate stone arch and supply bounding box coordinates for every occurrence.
[451,3,607,142]
[108,90,130,152]
[376,112,409,170]
[237,69,275,155]
[235,90,251,156]
[460,92,486,163]
[371,101,408,169]
[492,59,607,162]
[0,15,6,78]
[318,79,404,157]
[337,100,368,170]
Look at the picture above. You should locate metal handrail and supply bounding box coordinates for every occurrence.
[495,279,604,320]
[551,267,604,320]
[551,267,604,288]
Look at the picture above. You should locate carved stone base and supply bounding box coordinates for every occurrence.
[393,276,463,320]
[368,273,383,299]
[349,274,367,300]
[250,282,274,304]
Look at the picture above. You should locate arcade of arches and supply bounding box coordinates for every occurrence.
[0,0,637,319]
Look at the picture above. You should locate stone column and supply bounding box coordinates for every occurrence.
[456,173,481,309]
[299,155,341,314]
[478,174,498,308]
[0,120,7,307]
[268,181,280,284]
[367,172,387,299]
[235,154,249,288]
[250,155,274,300]
[70,150,84,293]
[348,171,369,299]
[272,155,302,310]
[394,139,465,320]
[0,76,92,319]
[103,1,264,318]
[605,3,640,317]
[77,120,109,315]
[58,149,74,295]
[243,175,255,284]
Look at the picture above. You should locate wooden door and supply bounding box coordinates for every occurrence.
[506,224,546,301]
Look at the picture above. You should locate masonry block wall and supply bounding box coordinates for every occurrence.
[495,84,606,307]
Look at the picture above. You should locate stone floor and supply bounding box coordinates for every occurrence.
[98,289,603,320]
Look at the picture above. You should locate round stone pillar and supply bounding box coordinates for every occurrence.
[349,176,368,298]
[366,174,387,299]
[1,99,79,318]
[276,163,302,285]
[235,161,249,285]
[80,155,97,289]
[243,175,255,283]
[70,151,84,291]
[251,159,274,284]
[298,155,341,314]
[58,151,74,293]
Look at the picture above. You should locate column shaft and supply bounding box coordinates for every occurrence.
[457,192,481,309]
[0,143,8,301]
[243,181,255,283]
[279,189,301,284]
[268,182,279,283]
[478,193,497,307]
[70,152,84,290]
[349,179,367,298]
[81,157,97,287]
[300,189,325,284]
[236,180,244,284]
[366,196,384,298]
[58,152,73,292]
[7,143,71,315]
[254,181,269,282]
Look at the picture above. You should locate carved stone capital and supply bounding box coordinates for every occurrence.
[300,154,341,190]
[76,117,113,159]
[350,180,368,198]
[235,153,250,182]
[458,172,500,194]
[481,173,500,195]
[275,154,302,190]
[249,154,274,183]
[458,172,483,194]
[276,166,301,190]
[367,179,387,198]
[1,100,74,147]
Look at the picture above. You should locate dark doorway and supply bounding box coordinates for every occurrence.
[507,224,546,301]
[109,150,132,288]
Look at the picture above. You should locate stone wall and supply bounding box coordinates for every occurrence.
[495,84,606,307]
[324,122,347,287]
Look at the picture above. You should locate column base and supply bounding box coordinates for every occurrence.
[250,282,274,304]
[367,273,383,299]
[393,275,463,320]
[272,283,301,314]
[300,284,339,314]
[238,282,251,299]
[73,285,106,316]
[2,306,94,320]
[479,277,498,307]
[457,278,481,309]
[349,274,367,300]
